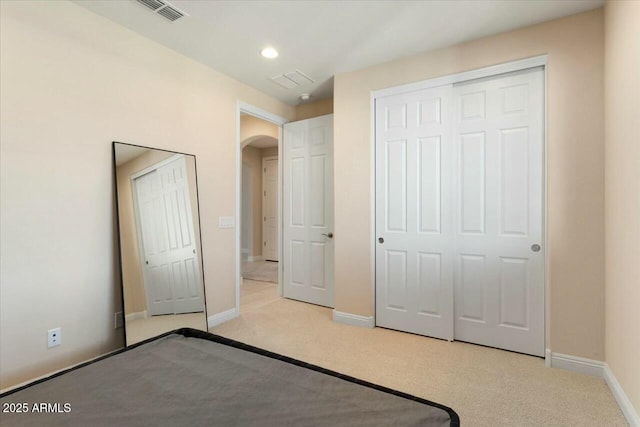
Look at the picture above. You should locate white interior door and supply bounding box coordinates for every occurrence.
[375,67,544,356]
[135,156,204,316]
[375,84,455,340]
[263,156,279,261]
[283,114,334,307]
[452,68,544,356]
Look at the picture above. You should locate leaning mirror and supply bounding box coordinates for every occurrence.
[113,142,207,346]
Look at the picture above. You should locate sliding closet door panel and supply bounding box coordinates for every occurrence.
[375,85,454,340]
[453,67,544,356]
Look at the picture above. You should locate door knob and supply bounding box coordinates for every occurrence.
[531,244,541,252]
[378,237,384,244]
[322,232,334,238]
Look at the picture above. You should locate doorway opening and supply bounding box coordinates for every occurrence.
[236,104,287,314]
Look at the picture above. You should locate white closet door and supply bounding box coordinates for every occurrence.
[452,67,544,356]
[283,114,334,307]
[135,156,204,316]
[375,85,454,340]
[263,157,279,261]
[374,67,545,356]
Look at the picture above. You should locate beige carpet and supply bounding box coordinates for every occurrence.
[242,260,278,283]
[212,279,627,427]
[126,312,206,345]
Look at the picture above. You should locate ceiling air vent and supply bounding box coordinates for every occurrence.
[270,70,314,90]
[134,0,188,22]
[157,5,184,21]
[137,0,165,10]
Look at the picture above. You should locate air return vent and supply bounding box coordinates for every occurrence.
[134,0,188,22]
[137,0,164,9]
[269,70,315,90]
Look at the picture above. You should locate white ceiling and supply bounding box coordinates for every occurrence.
[74,0,604,106]
[247,136,278,149]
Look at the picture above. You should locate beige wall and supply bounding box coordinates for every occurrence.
[240,114,279,148]
[261,147,278,158]
[604,0,640,414]
[0,0,293,389]
[242,146,263,257]
[294,98,333,121]
[241,144,279,258]
[334,9,606,360]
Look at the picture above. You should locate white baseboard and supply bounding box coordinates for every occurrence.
[332,310,375,328]
[207,308,239,329]
[124,310,147,322]
[548,352,638,425]
[604,364,640,427]
[549,352,605,377]
[545,348,552,367]
[248,255,264,262]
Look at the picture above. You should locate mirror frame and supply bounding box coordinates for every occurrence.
[112,141,208,346]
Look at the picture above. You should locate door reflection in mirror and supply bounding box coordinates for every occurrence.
[114,142,207,345]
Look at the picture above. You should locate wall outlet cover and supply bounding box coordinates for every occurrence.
[114,311,124,329]
[47,327,61,348]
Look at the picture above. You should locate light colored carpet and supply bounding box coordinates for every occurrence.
[242,260,278,283]
[212,279,627,427]
[126,312,206,345]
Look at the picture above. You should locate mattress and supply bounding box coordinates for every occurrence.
[1,328,459,426]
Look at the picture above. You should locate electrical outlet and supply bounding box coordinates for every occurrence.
[47,328,61,348]
[114,311,124,329]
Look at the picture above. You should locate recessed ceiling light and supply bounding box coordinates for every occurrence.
[261,47,278,59]
[300,93,312,101]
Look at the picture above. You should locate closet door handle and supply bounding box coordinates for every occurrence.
[321,232,334,239]
[378,237,384,244]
